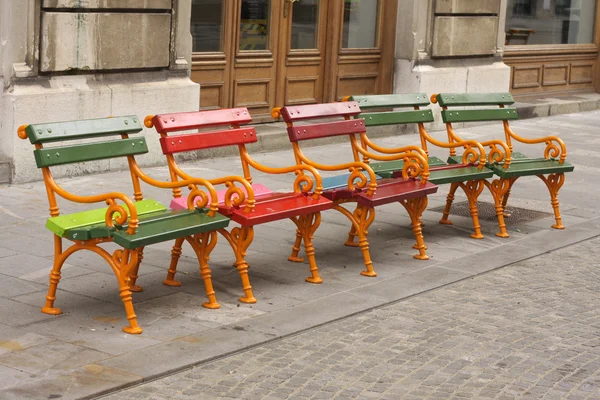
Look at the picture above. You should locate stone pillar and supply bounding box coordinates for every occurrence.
[0,0,200,183]
[394,0,510,127]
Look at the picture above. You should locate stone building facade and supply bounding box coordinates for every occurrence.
[1,0,597,183]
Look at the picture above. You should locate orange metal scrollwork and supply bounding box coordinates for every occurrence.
[294,172,315,194]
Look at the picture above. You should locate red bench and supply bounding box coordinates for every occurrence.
[145,108,334,291]
[273,102,438,277]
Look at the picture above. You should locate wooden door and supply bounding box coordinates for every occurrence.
[275,0,329,107]
[325,0,397,101]
[190,0,397,116]
[230,0,282,116]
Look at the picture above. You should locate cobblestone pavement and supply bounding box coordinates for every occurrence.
[100,237,600,400]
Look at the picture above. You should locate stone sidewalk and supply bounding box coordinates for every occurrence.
[0,111,599,399]
[101,237,600,400]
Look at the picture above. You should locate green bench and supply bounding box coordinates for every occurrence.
[347,94,503,239]
[433,92,575,234]
[18,116,230,334]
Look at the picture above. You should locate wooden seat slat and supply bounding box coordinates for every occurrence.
[160,127,257,154]
[436,93,515,106]
[33,138,149,168]
[441,108,519,123]
[25,116,142,144]
[349,94,430,109]
[152,108,252,133]
[362,110,434,127]
[229,193,332,226]
[280,101,361,122]
[287,119,366,141]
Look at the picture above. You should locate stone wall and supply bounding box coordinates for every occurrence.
[394,0,510,129]
[0,0,199,183]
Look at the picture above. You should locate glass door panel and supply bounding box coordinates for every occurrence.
[239,0,270,51]
[191,0,225,52]
[342,0,379,48]
[291,0,320,49]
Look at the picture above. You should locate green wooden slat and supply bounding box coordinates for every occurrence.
[491,160,574,179]
[441,108,519,123]
[33,137,149,168]
[429,167,494,185]
[47,199,167,238]
[25,116,143,144]
[369,157,447,176]
[375,165,494,183]
[350,94,430,109]
[436,93,515,107]
[362,110,434,126]
[113,210,230,249]
[447,152,530,165]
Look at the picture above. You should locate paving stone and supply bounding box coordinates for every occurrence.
[0,340,110,375]
[100,237,600,399]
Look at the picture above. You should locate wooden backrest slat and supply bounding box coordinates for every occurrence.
[350,94,430,109]
[363,110,434,127]
[33,137,149,168]
[25,116,142,144]
[436,93,515,107]
[441,108,519,123]
[160,127,257,154]
[280,102,361,122]
[287,119,366,142]
[152,109,252,133]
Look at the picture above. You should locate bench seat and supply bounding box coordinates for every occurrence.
[170,183,273,211]
[47,199,167,240]
[47,199,230,249]
[372,160,494,185]
[369,156,447,178]
[447,152,574,178]
[225,192,333,226]
[112,209,230,249]
[322,178,438,206]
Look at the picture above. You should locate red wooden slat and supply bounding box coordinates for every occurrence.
[228,193,333,226]
[280,101,361,122]
[152,108,252,133]
[287,119,366,142]
[355,180,438,207]
[159,127,257,154]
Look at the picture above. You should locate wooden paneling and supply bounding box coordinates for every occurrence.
[337,74,379,100]
[512,66,541,89]
[570,63,594,84]
[285,77,319,105]
[233,79,271,110]
[543,64,569,87]
[506,54,597,94]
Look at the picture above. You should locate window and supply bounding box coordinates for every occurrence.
[505,0,597,45]
[191,0,225,52]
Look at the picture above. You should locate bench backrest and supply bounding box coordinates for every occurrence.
[279,102,365,141]
[348,94,434,126]
[436,93,519,124]
[21,116,148,168]
[148,108,257,154]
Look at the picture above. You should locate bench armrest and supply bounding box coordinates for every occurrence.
[241,151,326,197]
[445,124,512,168]
[353,136,430,181]
[291,149,378,195]
[417,126,488,168]
[47,178,140,235]
[130,163,220,216]
[505,126,567,164]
